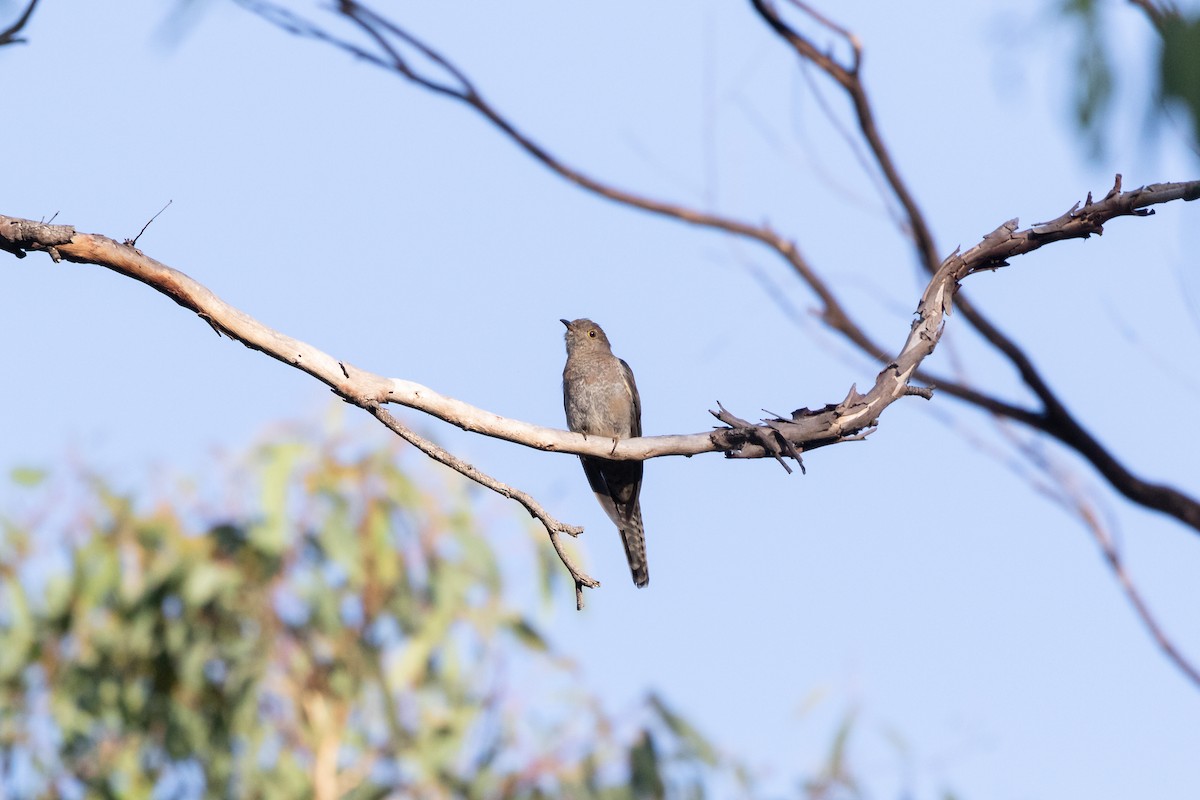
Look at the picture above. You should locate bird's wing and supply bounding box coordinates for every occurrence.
[581,458,624,528]
[619,358,642,438]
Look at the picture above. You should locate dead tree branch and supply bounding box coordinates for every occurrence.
[1007,425,1200,691]
[3,178,1195,602]
[232,0,1200,544]
[366,404,599,610]
[753,0,940,272]
[748,3,1200,686]
[750,1,1200,538]
[0,0,39,47]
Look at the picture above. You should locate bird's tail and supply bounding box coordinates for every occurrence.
[620,506,649,588]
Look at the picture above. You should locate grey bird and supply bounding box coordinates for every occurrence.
[560,318,648,587]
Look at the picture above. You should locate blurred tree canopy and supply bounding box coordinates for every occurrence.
[1063,0,1200,156]
[1,427,774,799]
[1158,11,1200,143]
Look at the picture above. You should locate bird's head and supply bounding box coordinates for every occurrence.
[561,318,613,353]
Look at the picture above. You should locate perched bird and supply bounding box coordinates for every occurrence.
[560,318,648,588]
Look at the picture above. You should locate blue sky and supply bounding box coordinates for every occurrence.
[2,0,1199,797]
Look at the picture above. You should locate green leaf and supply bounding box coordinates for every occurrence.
[9,466,47,487]
[181,562,228,608]
[1160,14,1200,142]
[504,616,550,653]
[0,424,798,798]
[249,442,306,555]
[629,731,666,800]
[647,693,720,767]
[0,581,34,680]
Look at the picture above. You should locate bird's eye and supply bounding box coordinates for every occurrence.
[588,330,597,338]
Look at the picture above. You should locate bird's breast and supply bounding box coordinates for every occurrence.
[564,374,635,438]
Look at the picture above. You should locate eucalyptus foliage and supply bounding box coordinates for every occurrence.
[0,432,734,799]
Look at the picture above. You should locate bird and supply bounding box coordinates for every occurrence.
[560,318,648,587]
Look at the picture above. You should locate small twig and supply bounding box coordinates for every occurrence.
[11,3,1200,610]
[752,0,939,272]
[236,3,1199,492]
[1094,523,1200,688]
[748,3,1200,540]
[1,177,1196,600]
[0,206,1041,602]
[0,0,40,47]
[711,401,795,473]
[126,200,173,248]
[368,403,601,606]
[1009,430,1200,690]
[228,0,1109,468]
[783,0,862,66]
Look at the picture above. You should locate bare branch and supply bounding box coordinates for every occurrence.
[10,2,1200,613]
[16,190,1176,473]
[744,2,1200,685]
[752,0,940,271]
[2,179,1194,600]
[366,404,600,609]
[1009,429,1200,690]
[228,1,1053,433]
[951,177,1200,534]
[3,189,1196,468]
[232,0,1200,546]
[1095,522,1200,689]
[126,200,173,249]
[747,6,1200,536]
[0,0,40,47]
[1,210,967,462]
[0,215,613,601]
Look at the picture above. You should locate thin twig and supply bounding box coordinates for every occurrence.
[12,2,1200,620]
[0,0,40,47]
[234,0,1200,539]
[752,0,940,271]
[366,404,599,608]
[9,187,1192,602]
[0,215,612,602]
[222,0,1200,676]
[1008,429,1200,690]
[748,3,1200,534]
[126,200,173,248]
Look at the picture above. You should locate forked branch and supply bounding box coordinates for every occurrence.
[750,1,1200,536]
[234,0,1200,543]
[2,178,1194,604]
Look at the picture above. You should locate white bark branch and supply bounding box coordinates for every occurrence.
[2,176,1195,603]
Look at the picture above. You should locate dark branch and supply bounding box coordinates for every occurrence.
[948,177,1200,533]
[752,0,941,272]
[745,5,1200,538]
[0,0,39,47]
[236,0,1200,542]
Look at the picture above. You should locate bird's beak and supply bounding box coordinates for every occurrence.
[560,319,571,328]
